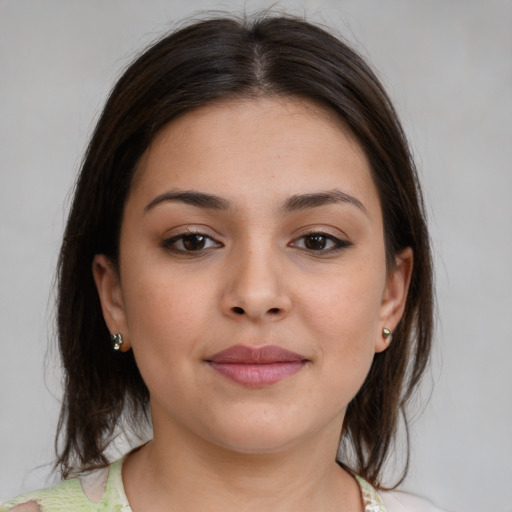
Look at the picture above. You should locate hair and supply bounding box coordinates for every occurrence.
[55,13,433,487]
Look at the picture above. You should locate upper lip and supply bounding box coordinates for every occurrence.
[206,345,307,364]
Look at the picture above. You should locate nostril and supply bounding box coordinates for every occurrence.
[232,307,245,315]
[268,308,281,315]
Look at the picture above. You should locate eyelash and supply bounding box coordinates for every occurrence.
[162,230,352,255]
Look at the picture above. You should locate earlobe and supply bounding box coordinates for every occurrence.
[375,247,413,353]
[92,254,131,351]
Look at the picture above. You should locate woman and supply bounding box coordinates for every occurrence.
[1,14,443,512]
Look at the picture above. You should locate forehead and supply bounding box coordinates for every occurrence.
[130,96,379,216]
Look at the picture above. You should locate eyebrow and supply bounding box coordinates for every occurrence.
[283,190,367,215]
[144,190,231,212]
[144,188,367,215]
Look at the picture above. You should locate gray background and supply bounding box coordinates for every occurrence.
[1,0,511,510]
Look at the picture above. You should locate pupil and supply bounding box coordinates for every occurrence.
[183,235,205,251]
[306,235,326,250]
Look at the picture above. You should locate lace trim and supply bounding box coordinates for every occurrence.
[354,474,389,512]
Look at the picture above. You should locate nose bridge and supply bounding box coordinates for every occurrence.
[222,236,290,320]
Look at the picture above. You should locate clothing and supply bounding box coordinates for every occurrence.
[0,457,445,512]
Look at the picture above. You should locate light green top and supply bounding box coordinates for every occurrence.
[1,458,387,511]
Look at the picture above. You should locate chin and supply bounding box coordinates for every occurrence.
[198,414,318,456]
[215,432,302,456]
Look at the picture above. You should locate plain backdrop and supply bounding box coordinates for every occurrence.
[1,0,511,510]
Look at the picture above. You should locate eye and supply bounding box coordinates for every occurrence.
[163,232,223,253]
[291,232,352,253]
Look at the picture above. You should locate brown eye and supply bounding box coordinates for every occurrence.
[163,232,223,253]
[290,232,352,253]
[182,234,207,251]
[304,234,328,250]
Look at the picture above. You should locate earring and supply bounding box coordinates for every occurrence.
[382,327,392,342]
[111,333,123,351]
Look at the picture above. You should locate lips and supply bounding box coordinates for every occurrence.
[205,345,307,388]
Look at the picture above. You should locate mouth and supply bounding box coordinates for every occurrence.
[205,345,308,388]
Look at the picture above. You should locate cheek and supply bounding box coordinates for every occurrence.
[120,272,212,410]
[298,264,385,380]
[121,265,215,361]
[302,266,383,337]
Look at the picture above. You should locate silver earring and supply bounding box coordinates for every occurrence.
[111,333,123,351]
[382,327,392,342]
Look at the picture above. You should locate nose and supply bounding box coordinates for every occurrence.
[221,245,291,322]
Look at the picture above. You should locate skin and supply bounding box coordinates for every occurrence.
[93,96,412,511]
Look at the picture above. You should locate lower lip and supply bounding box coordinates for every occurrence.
[207,361,305,387]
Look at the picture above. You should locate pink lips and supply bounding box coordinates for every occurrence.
[206,345,307,388]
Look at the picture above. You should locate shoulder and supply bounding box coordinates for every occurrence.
[379,489,450,512]
[0,503,40,512]
[1,459,128,512]
[0,464,112,512]
[0,477,83,512]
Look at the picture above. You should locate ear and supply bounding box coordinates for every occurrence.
[92,254,131,352]
[375,247,413,353]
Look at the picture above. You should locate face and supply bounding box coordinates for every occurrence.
[94,97,412,455]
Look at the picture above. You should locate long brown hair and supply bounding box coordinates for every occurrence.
[56,13,433,487]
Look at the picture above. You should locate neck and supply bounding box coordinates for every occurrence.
[122,419,363,511]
